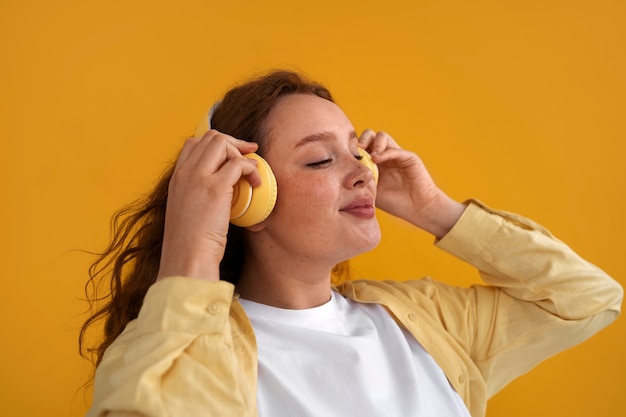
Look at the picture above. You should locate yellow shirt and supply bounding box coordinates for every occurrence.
[87,201,623,417]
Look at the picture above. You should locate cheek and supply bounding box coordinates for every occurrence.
[276,173,338,217]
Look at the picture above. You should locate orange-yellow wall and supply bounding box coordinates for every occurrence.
[1,1,624,416]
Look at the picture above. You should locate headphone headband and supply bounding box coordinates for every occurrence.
[206,101,222,130]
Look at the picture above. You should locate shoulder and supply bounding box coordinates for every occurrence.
[335,278,487,313]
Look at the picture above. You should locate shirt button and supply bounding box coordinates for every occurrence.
[207,304,221,314]
[458,374,466,384]
[408,312,417,321]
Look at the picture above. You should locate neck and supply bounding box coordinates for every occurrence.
[236,254,333,310]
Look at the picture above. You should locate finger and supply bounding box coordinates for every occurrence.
[193,135,262,188]
[371,148,420,168]
[180,130,257,171]
[358,129,377,150]
[176,136,202,167]
[369,131,402,156]
[206,132,259,169]
[175,131,222,170]
[228,135,259,155]
[183,131,245,176]
[215,155,262,188]
[242,156,262,187]
[203,129,259,155]
[177,129,229,166]
[358,130,400,156]
[377,131,400,149]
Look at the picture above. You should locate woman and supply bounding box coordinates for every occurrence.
[81,70,622,417]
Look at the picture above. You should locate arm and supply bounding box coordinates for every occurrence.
[434,200,623,395]
[88,131,263,416]
[157,131,260,282]
[359,130,622,396]
[87,278,257,417]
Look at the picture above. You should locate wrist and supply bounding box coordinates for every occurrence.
[156,250,221,282]
[412,193,466,239]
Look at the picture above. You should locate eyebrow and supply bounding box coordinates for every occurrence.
[294,131,358,149]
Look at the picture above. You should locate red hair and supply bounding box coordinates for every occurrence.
[79,70,347,368]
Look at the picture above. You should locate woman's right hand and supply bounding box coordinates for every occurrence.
[156,130,261,282]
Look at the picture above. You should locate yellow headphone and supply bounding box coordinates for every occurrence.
[357,147,379,184]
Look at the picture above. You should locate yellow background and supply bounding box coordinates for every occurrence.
[1,0,624,416]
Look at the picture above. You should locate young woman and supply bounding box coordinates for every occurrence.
[81,70,622,417]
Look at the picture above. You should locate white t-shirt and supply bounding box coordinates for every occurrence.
[240,290,471,417]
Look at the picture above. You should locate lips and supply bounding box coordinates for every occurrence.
[340,197,376,218]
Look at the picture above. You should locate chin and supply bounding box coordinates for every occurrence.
[352,226,382,256]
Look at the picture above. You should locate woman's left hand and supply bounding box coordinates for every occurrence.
[358,129,466,239]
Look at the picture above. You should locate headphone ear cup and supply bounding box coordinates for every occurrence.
[230,153,277,227]
[230,176,253,220]
[357,147,379,184]
[195,109,277,228]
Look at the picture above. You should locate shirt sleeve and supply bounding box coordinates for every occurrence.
[434,200,623,396]
[86,277,256,417]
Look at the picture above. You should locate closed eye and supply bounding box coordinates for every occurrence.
[307,159,333,168]
[308,154,362,168]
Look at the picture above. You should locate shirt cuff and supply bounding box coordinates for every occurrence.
[435,200,505,263]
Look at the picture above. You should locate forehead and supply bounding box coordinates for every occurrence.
[263,94,355,149]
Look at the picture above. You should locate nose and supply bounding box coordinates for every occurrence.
[344,156,375,189]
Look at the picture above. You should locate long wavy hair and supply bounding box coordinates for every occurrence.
[79,69,351,368]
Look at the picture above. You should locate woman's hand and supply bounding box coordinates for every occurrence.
[358,130,466,239]
[156,130,261,282]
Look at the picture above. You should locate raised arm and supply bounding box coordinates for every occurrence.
[87,131,263,417]
[358,129,622,405]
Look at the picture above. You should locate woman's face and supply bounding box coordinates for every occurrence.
[256,93,381,266]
